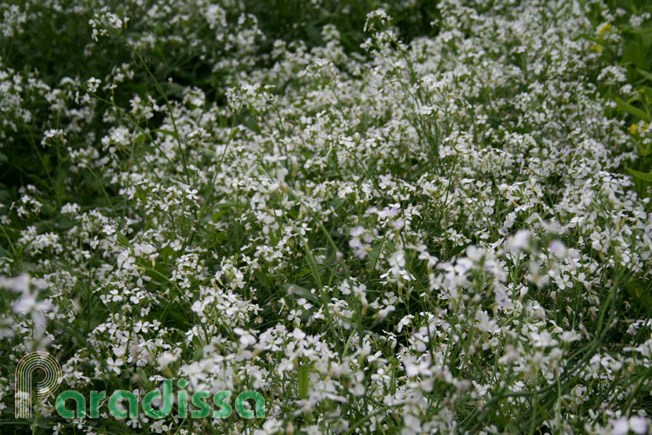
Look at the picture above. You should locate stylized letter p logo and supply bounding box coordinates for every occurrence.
[15,352,62,418]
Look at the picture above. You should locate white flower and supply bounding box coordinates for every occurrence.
[559,330,581,343]
[629,417,649,434]
[529,331,558,348]
[86,77,101,93]
[106,357,123,375]
[157,351,177,369]
[613,417,649,435]
[506,230,530,253]
[41,129,67,146]
[549,240,567,258]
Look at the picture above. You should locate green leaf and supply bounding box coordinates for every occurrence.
[636,142,652,157]
[164,82,186,97]
[200,147,219,159]
[193,346,204,362]
[641,34,652,51]
[115,232,130,248]
[614,97,652,122]
[209,202,244,223]
[127,83,149,96]
[624,27,652,35]
[622,40,646,67]
[153,128,179,138]
[137,367,153,390]
[284,283,319,305]
[0,151,7,162]
[624,281,652,314]
[228,127,240,141]
[367,241,384,274]
[626,167,652,182]
[0,184,9,203]
[298,363,310,399]
[305,23,324,46]
[575,34,604,45]
[637,68,652,83]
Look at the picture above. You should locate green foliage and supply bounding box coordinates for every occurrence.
[0,0,438,215]
[582,0,652,195]
[246,0,438,53]
[2,1,652,434]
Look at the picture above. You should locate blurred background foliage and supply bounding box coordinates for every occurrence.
[4,0,652,206]
[582,0,652,198]
[0,0,438,207]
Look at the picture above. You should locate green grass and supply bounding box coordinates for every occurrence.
[1,1,652,434]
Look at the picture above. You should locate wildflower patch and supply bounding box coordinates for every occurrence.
[1,0,652,433]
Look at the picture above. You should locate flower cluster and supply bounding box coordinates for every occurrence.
[1,0,651,433]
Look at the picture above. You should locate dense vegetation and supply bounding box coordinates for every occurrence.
[1,0,652,433]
